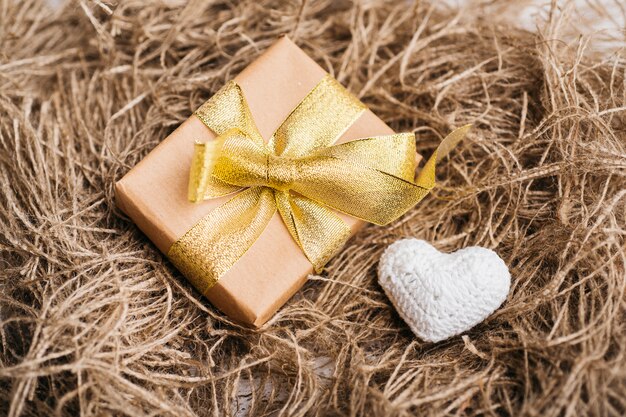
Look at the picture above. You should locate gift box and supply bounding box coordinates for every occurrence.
[115,36,464,327]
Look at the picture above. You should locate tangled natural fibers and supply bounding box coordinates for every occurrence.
[1,0,625,415]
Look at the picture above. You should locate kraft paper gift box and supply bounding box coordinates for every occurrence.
[115,37,423,327]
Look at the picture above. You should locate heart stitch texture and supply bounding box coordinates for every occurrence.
[378,239,510,342]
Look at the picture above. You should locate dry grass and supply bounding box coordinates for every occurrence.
[1,0,625,416]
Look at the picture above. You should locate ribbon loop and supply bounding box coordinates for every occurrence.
[211,130,269,189]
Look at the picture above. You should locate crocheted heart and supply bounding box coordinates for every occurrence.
[378,239,510,342]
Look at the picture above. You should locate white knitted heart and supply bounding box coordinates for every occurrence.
[378,239,510,342]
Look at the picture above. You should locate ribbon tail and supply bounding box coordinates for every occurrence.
[275,191,352,272]
[415,124,472,189]
[168,187,276,294]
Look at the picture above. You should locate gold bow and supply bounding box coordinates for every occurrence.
[168,74,469,293]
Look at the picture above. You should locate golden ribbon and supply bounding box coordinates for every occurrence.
[168,74,469,293]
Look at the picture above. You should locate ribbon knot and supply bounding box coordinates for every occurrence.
[168,74,470,291]
[198,129,303,191]
[266,154,297,191]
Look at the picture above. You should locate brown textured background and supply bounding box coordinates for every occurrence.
[1,0,625,416]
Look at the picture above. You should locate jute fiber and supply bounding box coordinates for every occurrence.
[1,0,625,416]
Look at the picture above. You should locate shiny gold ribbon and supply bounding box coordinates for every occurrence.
[167,74,470,293]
